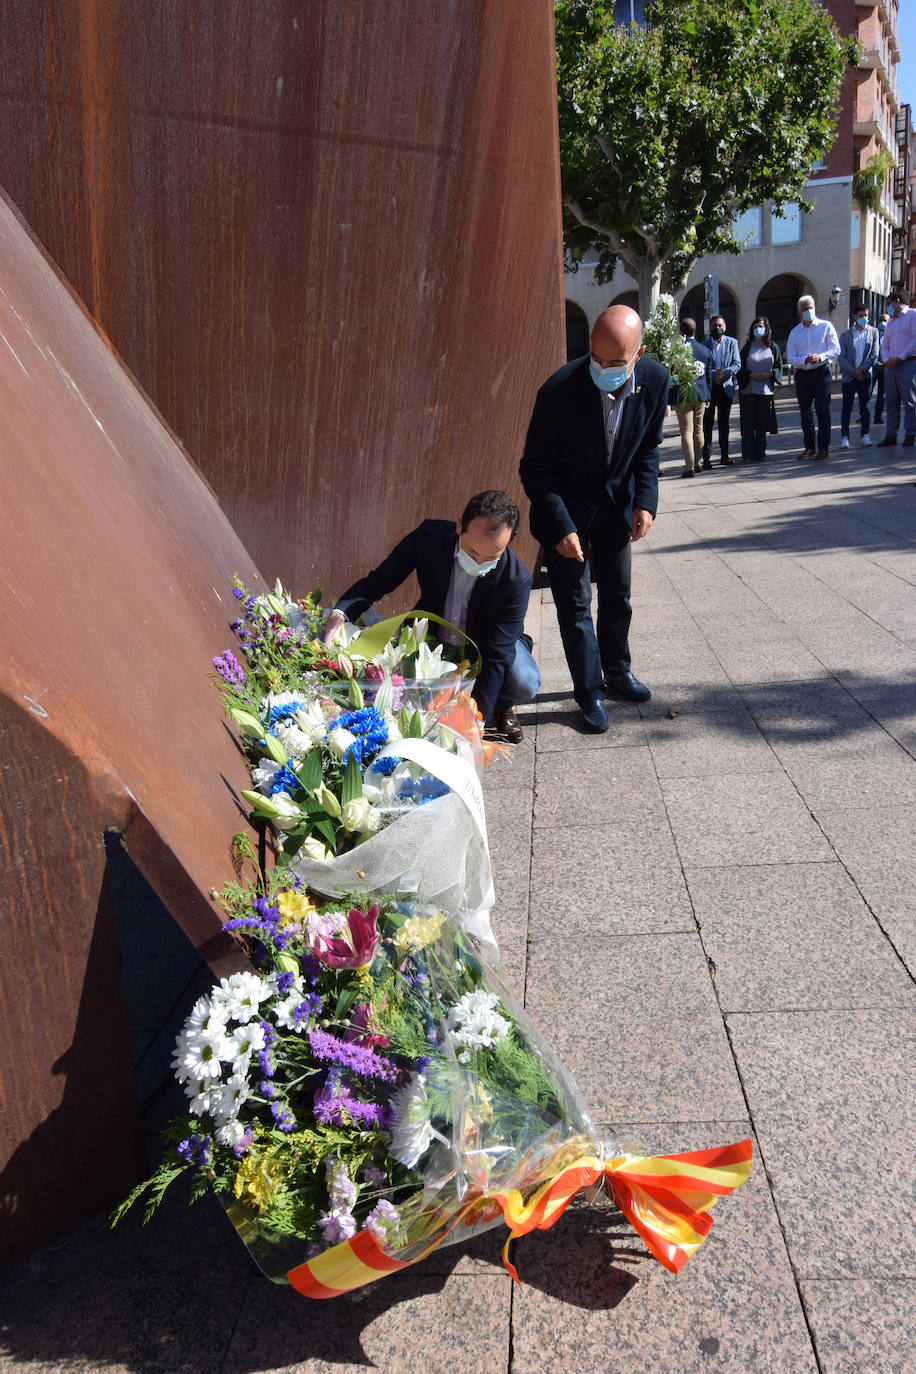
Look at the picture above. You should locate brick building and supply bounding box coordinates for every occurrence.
[564,0,909,357]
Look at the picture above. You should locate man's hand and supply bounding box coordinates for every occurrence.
[321,608,346,646]
[885,357,899,369]
[714,368,723,383]
[555,532,584,562]
[853,368,865,380]
[805,353,821,365]
[631,509,653,542]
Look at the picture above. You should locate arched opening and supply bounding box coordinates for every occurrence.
[565,300,589,360]
[608,290,639,312]
[756,274,811,358]
[679,283,738,340]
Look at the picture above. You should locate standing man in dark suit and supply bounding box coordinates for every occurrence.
[519,304,667,734]
[701,315,741,466]
[322,490,538,743]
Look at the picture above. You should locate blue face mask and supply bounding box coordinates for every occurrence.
[879,321,887,332]
[753,325,766,338]
[456,545,499,578]
[855,317,868,329]
[589,354,635,393]
[802,308,815,323]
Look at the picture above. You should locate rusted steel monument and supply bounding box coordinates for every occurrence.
[0,2,564,1265]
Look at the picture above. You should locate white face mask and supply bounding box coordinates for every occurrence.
[456,545,499,578]
[802,307,815,323]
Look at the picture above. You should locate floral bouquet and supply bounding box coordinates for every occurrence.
[114,872,752,1294]
[115,577,751,1294]
[213,582,497,949]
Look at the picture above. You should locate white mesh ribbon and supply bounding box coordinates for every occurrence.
[285,737,497,954]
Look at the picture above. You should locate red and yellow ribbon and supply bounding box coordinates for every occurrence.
[286,1138,752,1297]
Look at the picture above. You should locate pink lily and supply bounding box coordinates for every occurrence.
[309,904,380,969]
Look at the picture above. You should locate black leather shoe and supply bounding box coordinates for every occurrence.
[494,707,523,744]
[604,670,652,703]
[580,699,609,733]
[903,435,915,447]
[877,436,897,447]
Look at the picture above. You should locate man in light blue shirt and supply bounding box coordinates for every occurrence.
[787,294,840,460]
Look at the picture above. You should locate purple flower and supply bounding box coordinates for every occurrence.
[260,1079,277,1100]
[308,1029,397,1081]
[275,971,295,996]
[212,650,246,688]
[271,1102,297,1132]
[232,1128,254,1158]
[176,1133,211,1167]
[313,1073,391,1130]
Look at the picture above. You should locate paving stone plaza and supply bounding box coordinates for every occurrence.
[1,390,914,1373]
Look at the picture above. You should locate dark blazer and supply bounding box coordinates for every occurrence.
[519,353,668,549]
[334,519,532,723]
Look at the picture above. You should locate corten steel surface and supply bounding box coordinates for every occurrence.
[0,1,565,607]
[0,188,263,1266]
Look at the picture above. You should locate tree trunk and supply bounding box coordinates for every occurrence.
[635,258,663,319]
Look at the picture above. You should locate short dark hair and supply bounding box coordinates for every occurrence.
[889,287,910,305]
[681,317,696,337]
[460,490,520,538]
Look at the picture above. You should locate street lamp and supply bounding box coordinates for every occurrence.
[828,284,841,313]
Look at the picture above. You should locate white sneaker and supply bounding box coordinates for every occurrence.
[840,436,850,448]
[862,435,873,446]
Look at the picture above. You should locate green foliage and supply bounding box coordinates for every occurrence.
[642,297,698,402]
[556,0,860,311]
[852,150,896,214]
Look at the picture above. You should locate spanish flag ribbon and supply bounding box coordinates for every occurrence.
[285,1139,752,1298]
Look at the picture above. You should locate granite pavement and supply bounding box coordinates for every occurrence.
[2,391,915,1373]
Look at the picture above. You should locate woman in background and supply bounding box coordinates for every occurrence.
[737,316,783,463]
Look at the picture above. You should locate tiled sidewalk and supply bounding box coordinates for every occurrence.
[1,400,915,1372]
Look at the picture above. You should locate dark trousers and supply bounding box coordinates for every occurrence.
[544,513,632,708]
[840,374,873,437]
[738,392,770,462]
[874,367,885,423]
[702,382,733,460]
[795,364,832,452]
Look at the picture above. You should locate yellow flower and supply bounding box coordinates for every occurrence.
[275,889,318,930]
[233,1154,281,1213]
[392,911,446,958]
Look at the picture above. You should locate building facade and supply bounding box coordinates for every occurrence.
[564,0,908,355]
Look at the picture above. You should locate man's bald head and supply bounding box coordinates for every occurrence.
[589,305,646,391]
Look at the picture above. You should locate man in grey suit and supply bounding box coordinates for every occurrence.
[701,315,741,466]
[838,305,880,449]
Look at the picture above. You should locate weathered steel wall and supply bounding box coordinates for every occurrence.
[0,2,564,605]
[0,189,262,1267]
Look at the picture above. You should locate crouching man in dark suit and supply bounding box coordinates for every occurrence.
[322,490,539,744]
[520,305,667,734]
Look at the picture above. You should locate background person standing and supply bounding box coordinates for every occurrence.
[701,315,740,466]
[876,288,916,449]
[787,294,840,460]
[676,317,711,477]
[873,311,890,424]
[838,305,879,449]
[737,316,782,464]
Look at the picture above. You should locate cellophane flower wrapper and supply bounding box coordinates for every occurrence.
[120,580,751,1295]
[217,895,599,1285]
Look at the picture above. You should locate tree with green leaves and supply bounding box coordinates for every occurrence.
[556,0,859,315]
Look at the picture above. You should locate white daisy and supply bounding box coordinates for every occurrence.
[210,971,273,1023]
[211,1072,252,1124]
[215,1118,252,1148]
[178,1022,235,1081]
